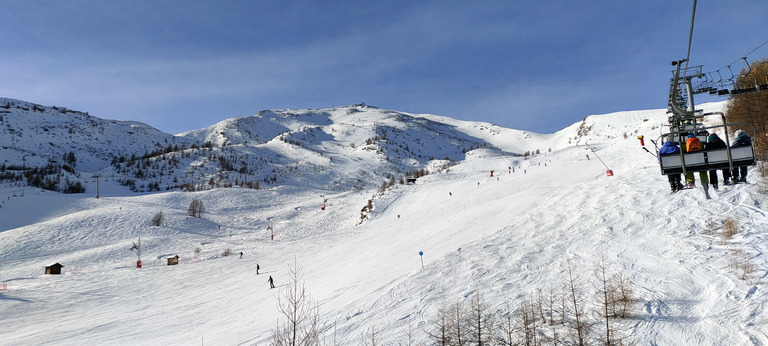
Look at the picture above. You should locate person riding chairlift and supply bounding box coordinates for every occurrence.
[704,133,728,189]
[730,129,752,183]
[683,133,709,189]
[659,140,683,192]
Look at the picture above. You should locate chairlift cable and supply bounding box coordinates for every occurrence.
[739,40,768,61]
[699,40,768,78]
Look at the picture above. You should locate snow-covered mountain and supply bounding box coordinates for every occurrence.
[1,97,601,194]
[1,98,766,345]
[0,98,187,172]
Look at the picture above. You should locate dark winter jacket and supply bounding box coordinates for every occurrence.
[705,134,727,150]
[731,131,752,147]
[659,141,680,156]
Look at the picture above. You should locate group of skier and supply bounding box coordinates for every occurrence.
[239,252,274,288]
[659,129,752,193]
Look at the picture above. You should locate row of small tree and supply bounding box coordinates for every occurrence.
[426,258,635,346]
[0,163,85,193]
[268,256,637,345]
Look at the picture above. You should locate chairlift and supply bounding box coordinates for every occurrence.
[707,72,715,83]
[657,11,758,200]
[732,86,758,95]
[704,74,718,94]
[739,57,751,75]
[700,72,709,83]
[714,70,724,83]
[656,112,756,176]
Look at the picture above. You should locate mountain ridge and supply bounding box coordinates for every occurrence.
[2,97,596,194]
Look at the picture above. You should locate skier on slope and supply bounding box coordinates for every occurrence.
[268,275,275,289]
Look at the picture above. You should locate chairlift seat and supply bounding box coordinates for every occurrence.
[731,88,757,95]
[660,146,756,175]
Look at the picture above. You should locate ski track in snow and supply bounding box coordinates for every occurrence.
[1,102,767,345]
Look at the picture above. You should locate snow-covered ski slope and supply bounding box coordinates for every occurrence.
[1,101,767,345]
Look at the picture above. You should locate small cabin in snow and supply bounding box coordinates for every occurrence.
[45,263,64,275]
[167,255,179,266]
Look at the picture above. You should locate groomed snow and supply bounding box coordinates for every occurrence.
[1,102,766,345]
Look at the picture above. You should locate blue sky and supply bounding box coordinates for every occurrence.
[1,1,767,134]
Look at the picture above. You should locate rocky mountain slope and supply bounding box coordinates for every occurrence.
[2,97,616,195]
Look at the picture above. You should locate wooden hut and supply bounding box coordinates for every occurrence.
[45,263,64,275]
[167,255,179,266]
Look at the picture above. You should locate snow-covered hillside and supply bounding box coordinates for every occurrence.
[0,98,188,172]
[1,100,767,345]
[2,99,520,194]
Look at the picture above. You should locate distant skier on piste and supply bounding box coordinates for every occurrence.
[268,275,275,289]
